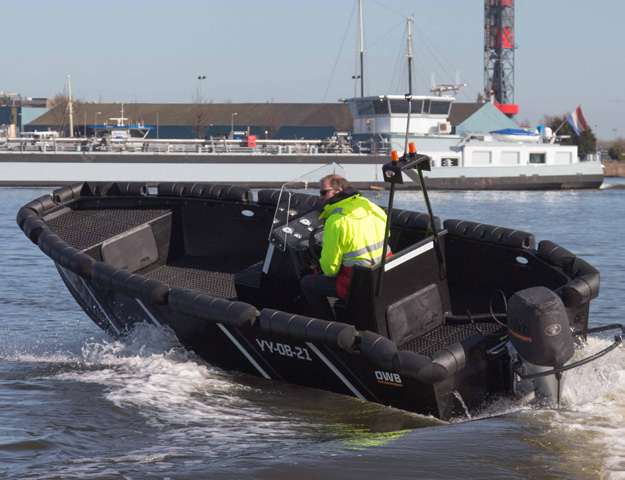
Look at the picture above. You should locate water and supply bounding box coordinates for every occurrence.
[2,182,625,479]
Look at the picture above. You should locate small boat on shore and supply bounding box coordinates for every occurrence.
[17,153,621,420]
[490,128,540,143]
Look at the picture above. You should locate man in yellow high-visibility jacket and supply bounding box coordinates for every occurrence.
[300,174,388,321]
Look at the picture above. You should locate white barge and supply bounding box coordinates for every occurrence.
[0,95,603,190]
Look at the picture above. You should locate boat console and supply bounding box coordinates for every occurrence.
[265,208,323,279]
[263,190,323,285]
[253,184,453,345]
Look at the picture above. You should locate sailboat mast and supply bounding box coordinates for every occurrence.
[67,75,74,138]
[407,17,413,96]
[358,0,364,97]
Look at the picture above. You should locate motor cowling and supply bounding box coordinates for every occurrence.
[507,287,576,403]
[508,286,575,368]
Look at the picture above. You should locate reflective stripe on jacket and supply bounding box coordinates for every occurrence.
[318,193,388,299]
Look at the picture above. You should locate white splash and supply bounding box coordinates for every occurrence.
[559,337,625,478]
[49,322,312,461]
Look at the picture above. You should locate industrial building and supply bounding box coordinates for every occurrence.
[26,102,352,140]
[23,101,516,140]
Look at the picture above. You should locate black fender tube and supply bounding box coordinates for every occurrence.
[17,193,63,231]
[157,182,188,197]
[109,182,148,196]
[57,246,95,279]
[22,194,56,217]
[16,206,37,230]
[196,184,252,202]
[360,331,466,384]
[391,209,440,230]
[81,182,115,196]
[53,181,147,199]
[157,182,253,202]
[444,219,535,250]
[91,262,170,305]
[396,342,466,384]
[22,216,49,244]
[198,184,224,199]
[537,240,576,268]
[538,240,600,307]
[222,185,253,202]
[168,287,258,328]
[259,309,357,351]
[393,350,449,383]
[560,274,600,308]
[37,229,95,278]
[289,193,322,211]
[359,331,397,370]
[256,190,320,210]
[257,189,281,206]
[53,183,85,204]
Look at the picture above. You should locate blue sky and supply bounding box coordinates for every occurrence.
[4,0,623,139]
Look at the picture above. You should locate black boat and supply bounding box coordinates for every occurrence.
[16,151,622,421]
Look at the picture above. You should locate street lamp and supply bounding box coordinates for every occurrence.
[352,74,361,97]
[94,111,101,126]
[231,112,238,139]
[197,75,206,103]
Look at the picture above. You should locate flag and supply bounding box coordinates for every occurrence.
[567,106,588,136]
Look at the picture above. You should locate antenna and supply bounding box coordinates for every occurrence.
[67,75,74,138]
[406,17,413,96]
[358,0,365,97]
[429,71,466,97]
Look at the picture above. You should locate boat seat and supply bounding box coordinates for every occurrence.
[334,232,451,346]
[388,208,441,255]
[101,223,159,272]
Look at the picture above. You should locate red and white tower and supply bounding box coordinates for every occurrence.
[484,0,518,117]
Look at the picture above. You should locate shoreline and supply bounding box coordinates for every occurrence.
[602,162,625,177]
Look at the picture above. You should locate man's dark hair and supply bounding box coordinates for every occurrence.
[320,174,349,191]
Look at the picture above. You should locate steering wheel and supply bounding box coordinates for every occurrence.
[308,225,324,264]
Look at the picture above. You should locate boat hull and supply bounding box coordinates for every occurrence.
[0,152,603,190]
[55,263,506,419]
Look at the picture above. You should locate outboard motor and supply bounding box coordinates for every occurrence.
[507,286,575,404]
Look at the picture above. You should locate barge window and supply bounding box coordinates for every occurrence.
[389,99,423,114]
[373,99,390,114]
[501,151,519,165]
[410,100,423,114]
[429,101,451,115]
[529,153,546,164]
[555,152,572,164]
[472,151,492,165]
[441,157,459,167]
[356,100,375,116]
